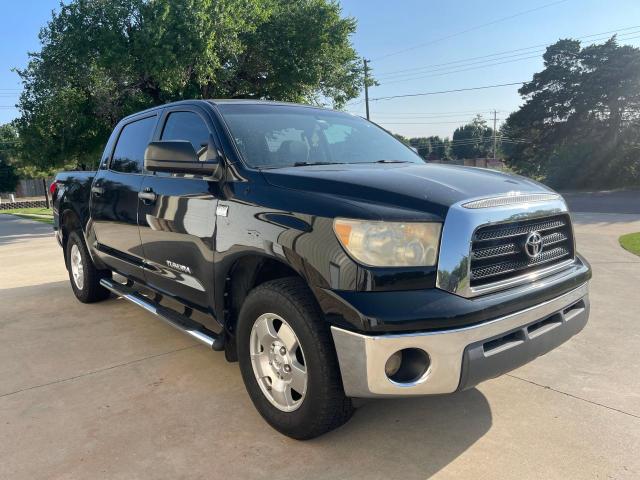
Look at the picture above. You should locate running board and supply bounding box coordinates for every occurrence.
[100,278,225,351]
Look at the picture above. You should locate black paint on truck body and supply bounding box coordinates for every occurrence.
[53,99,591,337]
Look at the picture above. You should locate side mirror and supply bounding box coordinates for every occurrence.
[144,140,219,176]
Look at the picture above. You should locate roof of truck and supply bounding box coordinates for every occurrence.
[120,99,342,122]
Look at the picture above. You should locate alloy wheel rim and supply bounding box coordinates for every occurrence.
[249,313,307,412]
[70,244,84,290]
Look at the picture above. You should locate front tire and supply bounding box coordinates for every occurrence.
[65,231,111,303]
[237,277,354,439]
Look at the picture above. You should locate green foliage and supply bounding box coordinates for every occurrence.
[390,134,451,161]
[409,136,449,160]
[392,133,410,145]
[503,36,640,189]
[450,115,494,159]
[0,161,19,193]
[619,232,640,257]
[16,0,365,170]
[0,207,53,224]
[0,124,20,192]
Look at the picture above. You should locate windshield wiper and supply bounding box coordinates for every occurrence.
[373,159,411,164]
[292,161,346,167]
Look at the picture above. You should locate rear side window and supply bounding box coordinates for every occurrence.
[161,111,210,160]
[111,116,157,173]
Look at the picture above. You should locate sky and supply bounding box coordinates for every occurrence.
[1,0,640,139]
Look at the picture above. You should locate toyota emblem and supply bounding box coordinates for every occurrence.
[524,231,543,258]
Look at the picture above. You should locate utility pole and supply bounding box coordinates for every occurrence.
[492,109,498,161]
[363,58,370,120]
[42,178,50,209]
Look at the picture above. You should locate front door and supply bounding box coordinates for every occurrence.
[138,108,219,313]
[90,114,158,281]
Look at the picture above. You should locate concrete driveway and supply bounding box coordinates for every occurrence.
[1,196,639,479]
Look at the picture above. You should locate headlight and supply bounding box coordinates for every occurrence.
[333,218,442,267]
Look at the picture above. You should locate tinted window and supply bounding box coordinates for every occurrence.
[217,104,423,168]
[111,116,157,173]
[161,111,210,160]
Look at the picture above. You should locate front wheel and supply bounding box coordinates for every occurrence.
[237,277,354,439]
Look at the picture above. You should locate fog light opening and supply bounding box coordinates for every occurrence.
[385,348,431,384]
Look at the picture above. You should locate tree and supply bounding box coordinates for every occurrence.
[16,0,365,170]
[393,133,410,145]
[425,136,448,160]
[450,115,493,159]
[0,124,20,193]
[407,136,449,160]
[503,36,640,187]
[408,137,430,158]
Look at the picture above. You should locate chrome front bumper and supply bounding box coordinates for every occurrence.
[331,282,589,397]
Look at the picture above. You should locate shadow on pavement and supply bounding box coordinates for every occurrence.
[0,277,492,479]
[0,215,54,246]
[313,388,492,478]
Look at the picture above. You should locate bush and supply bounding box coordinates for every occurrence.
[0,161,19,193]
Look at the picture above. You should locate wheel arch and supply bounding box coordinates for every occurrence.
[218,252,319,360]
[60,208,82,267]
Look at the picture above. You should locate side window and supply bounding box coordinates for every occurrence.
[111,116,157,174]
[161,111,210,160]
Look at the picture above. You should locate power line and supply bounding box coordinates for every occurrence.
[380,54,543,85]
[349,26,640,114]
[405,138,533,148]
[355,81,527,104]
[376,119,503,125]
[379,52,546,80]
[375,25,640,77]
[376,31,640,84]
[351,110,500,118]
[372,0,570,61]
[375,109,501,116]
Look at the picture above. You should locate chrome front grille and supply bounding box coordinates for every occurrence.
[470,214,574,287]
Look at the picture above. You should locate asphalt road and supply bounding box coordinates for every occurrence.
[1,195,639,479]
[562,189,640,214]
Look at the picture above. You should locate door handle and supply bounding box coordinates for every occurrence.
[91,186,104,197]
[138,188,156,204]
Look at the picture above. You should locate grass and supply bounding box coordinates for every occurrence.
[0,207,54,224]
[619,232,640,257]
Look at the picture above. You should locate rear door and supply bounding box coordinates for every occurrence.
[90,114,158,281]
[138,106,220,312]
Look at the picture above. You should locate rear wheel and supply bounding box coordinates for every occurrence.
[237,277,354,439]
[65,231,111,303]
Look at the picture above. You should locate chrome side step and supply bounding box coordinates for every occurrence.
[100,278,225,351]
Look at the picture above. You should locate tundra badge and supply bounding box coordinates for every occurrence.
[166,260,192,274]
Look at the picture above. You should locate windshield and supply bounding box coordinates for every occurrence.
[216,103,424,169]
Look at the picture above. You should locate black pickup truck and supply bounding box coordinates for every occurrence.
[52,100,591,439]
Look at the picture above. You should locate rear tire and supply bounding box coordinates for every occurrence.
[66,230,111,303]
[237,277,354,439]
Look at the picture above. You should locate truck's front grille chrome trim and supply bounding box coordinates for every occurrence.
[470,214,574,288]
[474,219,566,242]
[436,196,574,298]
[462,193,560,209]
[472,243,518,260]
[471,246,571,282]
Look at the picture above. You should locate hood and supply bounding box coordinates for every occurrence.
[261,163,554,219]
